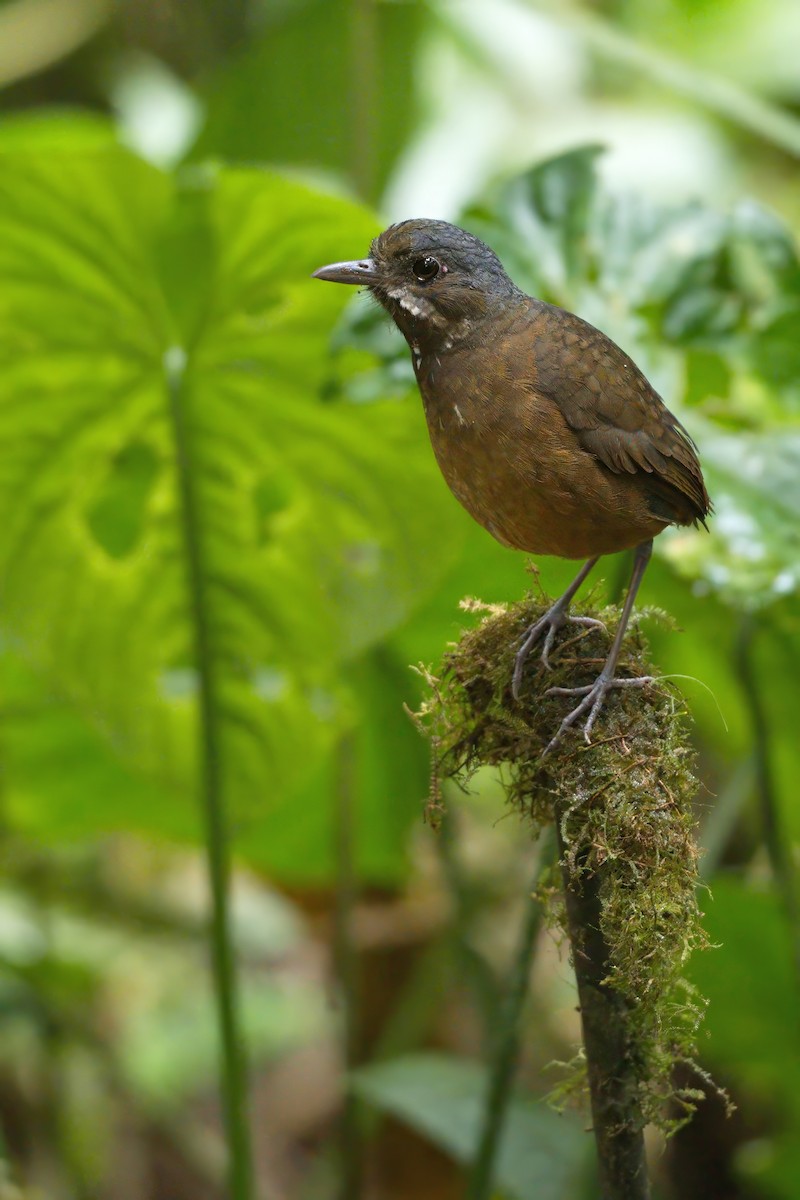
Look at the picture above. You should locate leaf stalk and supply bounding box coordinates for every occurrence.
[165,346,253,1200]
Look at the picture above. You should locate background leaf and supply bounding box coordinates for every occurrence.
[689,879,800,1198]
[353,1053,591,1200]
[190,0,425,201]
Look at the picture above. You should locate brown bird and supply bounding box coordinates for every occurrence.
[313,220,710,753]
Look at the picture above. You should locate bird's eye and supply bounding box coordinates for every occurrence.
[412,255,441,282]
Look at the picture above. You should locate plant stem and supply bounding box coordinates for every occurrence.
[166,347,252,1200]
[349,0,379,203]
[699,755,755,880]
[555,815,650,1200]
[531,0,800,158]
[334,731,363,1200]
[437,808,500,1042]
[467,825,557,1200]
[197,0,250,51]
[735,616,800,980]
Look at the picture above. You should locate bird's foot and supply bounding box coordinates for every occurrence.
[512,607,606,698]
[543,672,654,756]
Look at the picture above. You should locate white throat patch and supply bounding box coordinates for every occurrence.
[385,285,444,325]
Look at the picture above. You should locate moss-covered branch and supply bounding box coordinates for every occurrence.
[415,592,712,1197]
[556,818,649,1198]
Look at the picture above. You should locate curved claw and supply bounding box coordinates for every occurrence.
[540,620,558,670]
[567,616,606,633]
[512,612,557,697]
[543,674,654,756]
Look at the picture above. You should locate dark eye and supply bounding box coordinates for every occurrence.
[412,255,441,282]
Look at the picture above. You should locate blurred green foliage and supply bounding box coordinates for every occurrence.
[0,1,799,1198]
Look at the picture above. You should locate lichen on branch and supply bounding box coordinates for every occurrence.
[414,591,712,1133]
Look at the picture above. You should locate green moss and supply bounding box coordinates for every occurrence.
[415,592,715,1132]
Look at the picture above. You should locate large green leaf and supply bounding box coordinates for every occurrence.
[0,141,464,845]
[353,1053,591,1200]
[1,652,181,843]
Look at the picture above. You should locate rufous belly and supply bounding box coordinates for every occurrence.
[421,387,667,560]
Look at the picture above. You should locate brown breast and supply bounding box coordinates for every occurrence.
[414,301,707,560]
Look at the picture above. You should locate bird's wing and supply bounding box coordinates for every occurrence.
[529,304,710,525]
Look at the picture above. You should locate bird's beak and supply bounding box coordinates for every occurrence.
[312,258,380,286]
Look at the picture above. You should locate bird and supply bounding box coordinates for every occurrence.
[313,220,710,753]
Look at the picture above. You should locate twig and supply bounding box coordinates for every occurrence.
[417,592,707,1195]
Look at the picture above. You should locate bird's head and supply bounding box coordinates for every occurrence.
[313,219,521,351]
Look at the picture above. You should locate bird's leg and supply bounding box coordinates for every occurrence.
[512,556,603,698]
[544,540,654,755]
